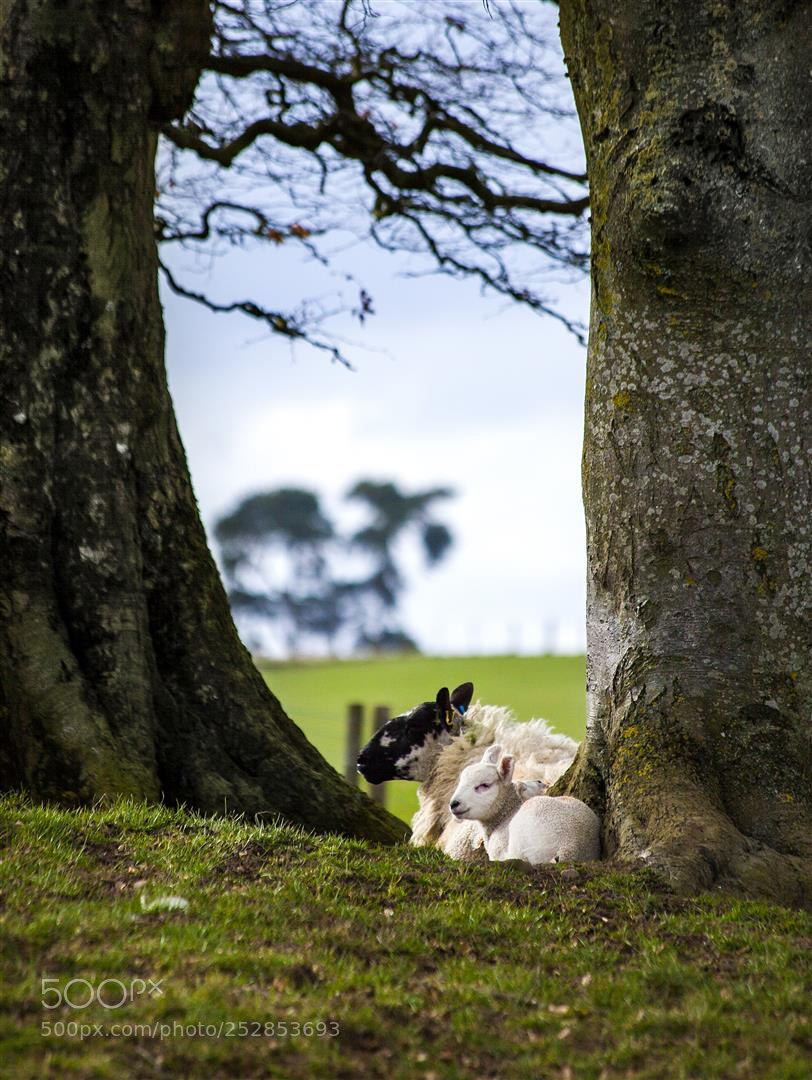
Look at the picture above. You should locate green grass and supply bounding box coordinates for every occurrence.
[259,653,586,823]
[1,795,810,1079]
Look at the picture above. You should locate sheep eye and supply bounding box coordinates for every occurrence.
[474,782,491,793]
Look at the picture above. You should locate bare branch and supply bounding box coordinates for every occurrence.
[158,0,589,357]
[158,256,355,368]
[163,114,335,163]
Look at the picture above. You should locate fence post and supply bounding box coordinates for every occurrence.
[369,705,390,806]
[345,703,364,786]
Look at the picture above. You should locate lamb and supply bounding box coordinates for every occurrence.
[356,681,578,860]
[449,744,601,864]
[515,778,548,800]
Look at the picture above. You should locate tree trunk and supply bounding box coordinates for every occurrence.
[0,0,406,844]
[558,0,812,905]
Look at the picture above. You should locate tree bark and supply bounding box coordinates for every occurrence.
[0,0,406,844]
[557,0,812,904]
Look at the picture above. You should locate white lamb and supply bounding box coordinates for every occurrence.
[414,708,577,860]
[449,744,601,864]
[356,682,578,860]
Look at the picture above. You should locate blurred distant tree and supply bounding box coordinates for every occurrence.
[215,481,455,654]
[347,481,454,648]
[215,488,335,652]
[216,489,334,582]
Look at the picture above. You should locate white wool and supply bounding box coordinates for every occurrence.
[450,750,600,864]
[409,701,578,859]
[492,796,600,863]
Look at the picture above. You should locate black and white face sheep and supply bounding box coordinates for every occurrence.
[357,683,474,784]
[357,680,579,861]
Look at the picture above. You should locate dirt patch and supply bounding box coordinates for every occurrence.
[206,841,276,882]
[77,839,157,896]
[206,838,319,883]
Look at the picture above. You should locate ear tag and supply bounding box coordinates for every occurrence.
[444,710,453,729]
[458,704,467,715]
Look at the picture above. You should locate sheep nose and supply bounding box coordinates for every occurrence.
[449,799,460,811]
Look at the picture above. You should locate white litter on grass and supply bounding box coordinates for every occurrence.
[140,894,189,913]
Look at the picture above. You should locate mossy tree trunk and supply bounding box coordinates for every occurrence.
[0,0,406,843]
[557,0,812,905]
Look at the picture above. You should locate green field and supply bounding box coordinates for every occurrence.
[259,654,586,824]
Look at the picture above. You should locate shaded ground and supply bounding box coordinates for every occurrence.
[0,795,809,1078]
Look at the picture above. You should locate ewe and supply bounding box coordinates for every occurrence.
[449,745,600,864]
[357,682,578,860]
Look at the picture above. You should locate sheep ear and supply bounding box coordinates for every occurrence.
[436,687,452,728]
[481,744,502,765]
[498,754,515,783]
[450,682,474,715]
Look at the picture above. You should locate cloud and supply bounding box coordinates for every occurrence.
[164,246,588,655]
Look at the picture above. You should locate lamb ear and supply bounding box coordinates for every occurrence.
[498,754,515,783]
[481,743,502,765]
[450,682,474,715]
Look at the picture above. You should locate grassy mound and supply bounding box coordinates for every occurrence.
[1,794,809,1079]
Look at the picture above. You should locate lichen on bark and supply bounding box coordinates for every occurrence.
[557,0,812,906]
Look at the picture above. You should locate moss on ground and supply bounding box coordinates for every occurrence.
[0,794,809,1079]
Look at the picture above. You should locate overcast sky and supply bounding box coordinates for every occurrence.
[162,241,589,656]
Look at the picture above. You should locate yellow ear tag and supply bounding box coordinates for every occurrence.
[444,710,453,729]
